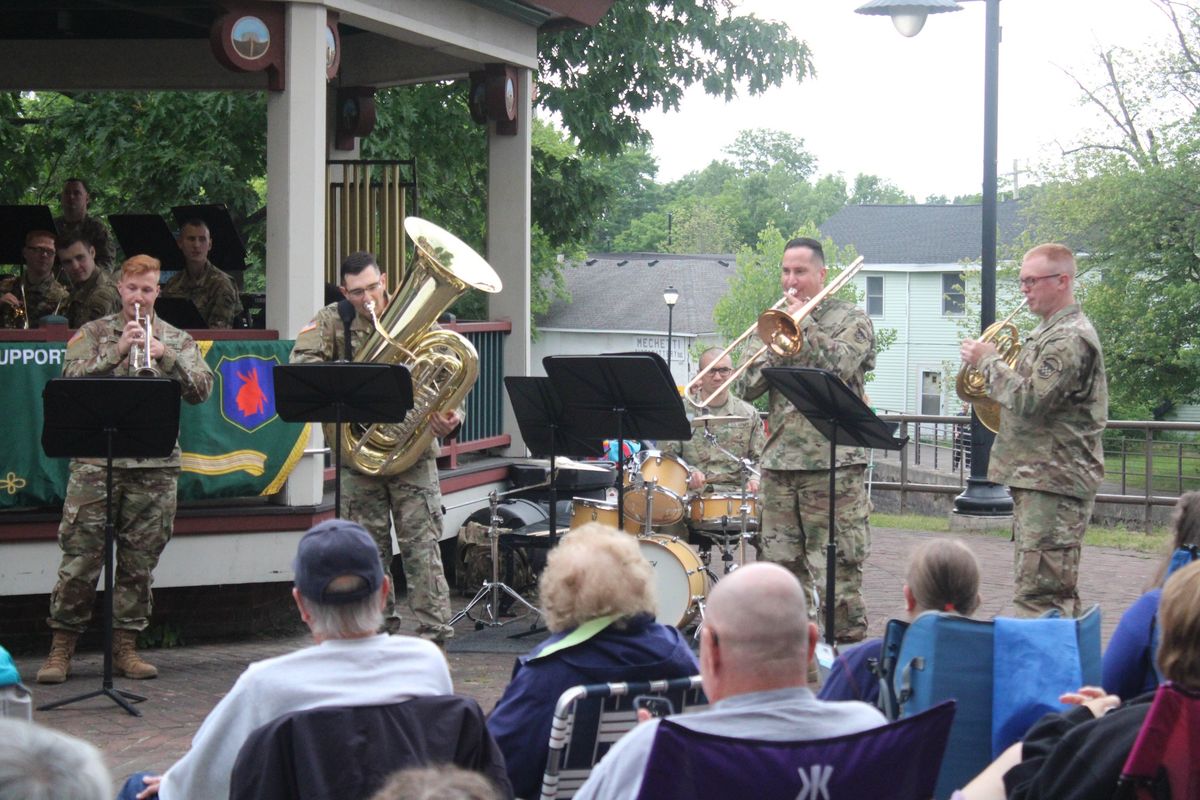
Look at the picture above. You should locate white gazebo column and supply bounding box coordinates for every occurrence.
[486,67,533,456]
[266,2,328,506]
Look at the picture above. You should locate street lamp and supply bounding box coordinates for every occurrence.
[663,285,679,373]
[856,0,1012,515]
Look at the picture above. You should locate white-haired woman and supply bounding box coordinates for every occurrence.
[486,524,698,799]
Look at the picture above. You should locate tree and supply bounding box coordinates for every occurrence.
[848,173,914,205]
[1028,0,1200,418]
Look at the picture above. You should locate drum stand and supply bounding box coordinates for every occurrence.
[699,428,761,572]
[450,488,543,630]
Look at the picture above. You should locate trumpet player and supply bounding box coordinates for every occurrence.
[960,244,1107,618]
[740,237,876,644]
[290,252,458,644]
[0,230,68,329]
[37,255,213,685]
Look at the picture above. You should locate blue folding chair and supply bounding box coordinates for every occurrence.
[635,700,956,800]
[538,675,707,800]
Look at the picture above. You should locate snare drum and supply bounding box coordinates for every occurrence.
[687,493,759,530]
[637,535,708,627]
[569,498,620,530]
[623,450,689,525]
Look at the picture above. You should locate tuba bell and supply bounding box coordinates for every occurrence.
[336,217,503,476]
[956,299,1027,433]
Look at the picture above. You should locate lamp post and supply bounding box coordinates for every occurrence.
[663,285,679,374]
[856,0,1012,515]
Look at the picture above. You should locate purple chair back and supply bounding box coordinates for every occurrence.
[1117,682,1200,800]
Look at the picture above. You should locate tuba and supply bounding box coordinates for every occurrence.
[955,299,1027,433]
[337,217,503,476]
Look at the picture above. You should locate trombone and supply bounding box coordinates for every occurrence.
[684,256,867,408]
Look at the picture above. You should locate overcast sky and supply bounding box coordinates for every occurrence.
[639,0,1176,200]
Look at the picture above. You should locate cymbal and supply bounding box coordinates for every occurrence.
[516,457,611,472]
[690,414,747,428]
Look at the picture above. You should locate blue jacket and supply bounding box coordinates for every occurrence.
[486,614,698,799]
[1102,589,1161,701]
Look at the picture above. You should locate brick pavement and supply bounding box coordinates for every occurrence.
[10,526,1160,789]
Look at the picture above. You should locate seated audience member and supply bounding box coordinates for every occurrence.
[820,537,981,705]
[1103,490,1200,700]
[371,764,503,800]
[0,230,69,328]
[55,177,116,272]
[117,519,453,800]
[956,559,1200,800]
[57,230,119,328]
[487,524,698,799]
[160,218,243,328]
[0,718,111,800]
[574,562,887,800]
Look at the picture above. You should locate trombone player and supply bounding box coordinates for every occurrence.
[38,255,213,684]
[739,237,876,644]
[960,243,1107,618]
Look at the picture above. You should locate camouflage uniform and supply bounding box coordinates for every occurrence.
[666,393,765,493]
[290,303,455,642]
[161,260,244,329]
[48,313,214,633]
[739,296,876,642]
[65,270,120,329]
[55,214,117,273]
[978,303,1107,617]
[0,272,69,328]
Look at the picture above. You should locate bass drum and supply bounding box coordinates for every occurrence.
[637,535,707,628]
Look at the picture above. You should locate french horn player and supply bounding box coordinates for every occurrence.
[289,220,501,644]
[958,244,1107,618]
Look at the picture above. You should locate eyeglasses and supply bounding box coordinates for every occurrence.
[344,282,382,299]
[1018,273,1064,288]
[24,246,55,257]
[709,367,734,377]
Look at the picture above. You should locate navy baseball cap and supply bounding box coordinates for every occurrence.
[293,519,384,604]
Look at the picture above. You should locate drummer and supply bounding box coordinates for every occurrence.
[668,347,765,495]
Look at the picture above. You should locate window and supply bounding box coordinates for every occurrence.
[866,275,883,317]
[920,370,942,415]
[942,272,965,315]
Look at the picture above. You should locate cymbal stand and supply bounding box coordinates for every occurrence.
[449,487,543,630]
[701,428,761,571]
[626,463,658,536]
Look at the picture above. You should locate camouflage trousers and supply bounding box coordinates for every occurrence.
[48,462,179,633]
[760,465,870,643]
[1011,487,1091,618]
[342,465,453,642]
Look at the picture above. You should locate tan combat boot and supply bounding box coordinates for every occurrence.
[36,631,79,684]
[112,630,158,679]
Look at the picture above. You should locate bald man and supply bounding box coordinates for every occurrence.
[575,563,886,800]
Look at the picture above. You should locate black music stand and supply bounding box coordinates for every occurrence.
[154,296,207,330]
[273,363,413,517]
[762,367,907,646]
[39,377,182,717]
[543,353,691,530]
[108,213,184,271]
[504,377,604,542]
[0,205,55,265]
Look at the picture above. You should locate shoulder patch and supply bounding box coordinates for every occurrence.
[298,321,317,335]
[67,331,84,346]
[1037,355,1062,379]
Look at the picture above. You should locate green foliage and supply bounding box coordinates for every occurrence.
[849,173,914,205]
[538,0,813,155]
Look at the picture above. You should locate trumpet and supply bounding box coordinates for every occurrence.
[684,256,867,408]
[956,299,1027,433]
[130,302,160,377]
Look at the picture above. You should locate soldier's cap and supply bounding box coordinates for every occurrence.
[293,519,383,605]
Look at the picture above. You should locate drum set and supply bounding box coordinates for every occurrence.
[567,414,761,630]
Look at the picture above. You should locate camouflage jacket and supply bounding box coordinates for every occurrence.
[981,303,1108,500]
[66,269,121,329]
[64,312,214,469]
[289,302,465,488]
[23,272,70,325]
[666,393,764,489]
[55,214,117,272]
[161,261,243,329]
[739,296,876,471]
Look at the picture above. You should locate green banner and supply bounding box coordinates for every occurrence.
[0,340,310,510]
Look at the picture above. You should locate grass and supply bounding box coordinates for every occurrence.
[872,511,1170,554]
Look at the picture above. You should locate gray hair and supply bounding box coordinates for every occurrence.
[370,765,501,800]
[0,719,111,800]
[304,575,384,638]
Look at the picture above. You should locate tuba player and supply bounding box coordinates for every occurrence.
[289,252,458,644]
[960,243,1107,618]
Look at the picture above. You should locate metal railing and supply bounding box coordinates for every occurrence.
[869,414,1200,530]
[439,321,512,467]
